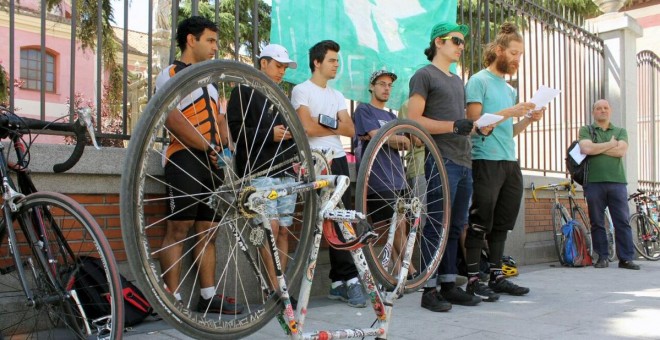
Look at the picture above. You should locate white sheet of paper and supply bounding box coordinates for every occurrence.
[476,113,504,128]
[530,85,561,110]
[569,143,587,165]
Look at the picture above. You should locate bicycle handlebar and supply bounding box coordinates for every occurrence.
[530,181,574,202]
[0,107,97,173]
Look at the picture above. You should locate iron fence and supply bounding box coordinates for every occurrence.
[0,0,263,142]
[7,0,653,183]
[458,0,604,177]
[637,50,660,192]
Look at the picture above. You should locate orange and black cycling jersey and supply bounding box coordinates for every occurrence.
[155,60,222,163]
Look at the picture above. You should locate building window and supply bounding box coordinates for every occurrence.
[20,48,55,92]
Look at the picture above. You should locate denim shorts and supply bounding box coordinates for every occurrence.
[250,176,297,227]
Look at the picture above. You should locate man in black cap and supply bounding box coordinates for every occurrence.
[408,21,492,312]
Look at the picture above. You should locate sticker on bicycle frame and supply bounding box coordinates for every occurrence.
[268,190,279,200]
[314,180,331,189]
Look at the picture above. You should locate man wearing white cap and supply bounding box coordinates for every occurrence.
[227,43,298,303]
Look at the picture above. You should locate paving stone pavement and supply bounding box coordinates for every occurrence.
[124,260,660,339]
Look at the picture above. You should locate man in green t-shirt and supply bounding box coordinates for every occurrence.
[579,99,640,270]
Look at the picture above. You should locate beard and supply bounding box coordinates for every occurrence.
[495,56,519,75]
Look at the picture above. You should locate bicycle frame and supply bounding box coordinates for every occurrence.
[240,174,416,339]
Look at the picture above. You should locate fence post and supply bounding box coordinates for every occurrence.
[588,13,643,189]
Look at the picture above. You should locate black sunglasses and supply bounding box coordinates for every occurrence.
[440,36,465,46]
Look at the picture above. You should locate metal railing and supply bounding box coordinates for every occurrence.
[1,0,263,143]
[2,0,630,181]
[637,50,660,192]
[458,0,604,177]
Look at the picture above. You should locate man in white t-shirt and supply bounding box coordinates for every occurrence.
[291,40,366,308]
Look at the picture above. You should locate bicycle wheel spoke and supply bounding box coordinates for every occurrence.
[121,60,316,339]
[356,120,449,292]
[1,192,123,339]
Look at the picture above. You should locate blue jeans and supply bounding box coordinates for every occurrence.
[584,182,635,261]
[421,158,472,286]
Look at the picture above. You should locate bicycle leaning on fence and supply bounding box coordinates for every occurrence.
[0,106,124,339]
[628,190,660,261]
[531,181,596,265]
[119,59,451,339]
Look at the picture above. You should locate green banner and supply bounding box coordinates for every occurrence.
[270,0,459,110]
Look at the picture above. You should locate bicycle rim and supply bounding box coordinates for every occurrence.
[630,213,660,261]
[604,208,617,261]
[120,60,316,339]
[355,119,450,293]
[0,192,123,339]
[551,206,567,265]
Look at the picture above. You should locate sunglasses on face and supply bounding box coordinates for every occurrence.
[440,36,465,46]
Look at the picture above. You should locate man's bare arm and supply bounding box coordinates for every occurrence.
[408,94,454,134]
[296,105,336,137]
[335,109,355,138]
[579,136,618,155]
[603,140,627,157]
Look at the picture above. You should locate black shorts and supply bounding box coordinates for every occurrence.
[164,150,223,221]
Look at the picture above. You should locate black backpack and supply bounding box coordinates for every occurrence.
[72,256,153,327]
[566,125,595,186]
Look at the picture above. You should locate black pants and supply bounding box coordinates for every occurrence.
[466,160,523,274]
[328,156,359,282]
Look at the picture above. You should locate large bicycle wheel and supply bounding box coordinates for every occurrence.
[0,192,123,339]
[630,213,660,261]
[120,60,316,339]
[355,120,450,293]
[551,206,569,265]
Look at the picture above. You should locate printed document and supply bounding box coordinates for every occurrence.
[569,143,587,165]
[530,85,561,110]
[476,113,504,128]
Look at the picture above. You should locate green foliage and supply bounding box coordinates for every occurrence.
[178,0,272,58]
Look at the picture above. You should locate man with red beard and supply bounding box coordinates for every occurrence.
[464,23,543,299]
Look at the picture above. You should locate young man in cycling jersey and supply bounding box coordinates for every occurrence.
[156,16,242,315]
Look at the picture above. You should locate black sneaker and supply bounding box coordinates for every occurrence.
[594,258,609,268]
[489,278,530,296]
[618,260,640,270]
[440,286,481,306]
[467,279,500,302]
[197,294,244,314]
[421,289,452,312]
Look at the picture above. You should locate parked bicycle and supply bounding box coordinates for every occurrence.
[0,106,123,339]
[628,190,660,261]
[120,60,450,339]
[531,181,595,265]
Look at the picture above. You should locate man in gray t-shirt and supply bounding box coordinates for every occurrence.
[408,22,494,312]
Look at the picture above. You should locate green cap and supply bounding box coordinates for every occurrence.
[429,22,470,41]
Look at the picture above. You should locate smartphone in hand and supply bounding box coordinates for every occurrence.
[318,114,338,130]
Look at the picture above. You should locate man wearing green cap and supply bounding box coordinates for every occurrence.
[408,21,492,312]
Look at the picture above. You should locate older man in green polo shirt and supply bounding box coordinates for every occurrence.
[579,99,640,270]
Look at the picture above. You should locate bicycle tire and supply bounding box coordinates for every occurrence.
[120,60,316,339]
[604,208,617,261]
[629,213,660,261]
[0,192,123,339]
[551,205,568,265]
[572,206,594,261]
[355,120,450,293]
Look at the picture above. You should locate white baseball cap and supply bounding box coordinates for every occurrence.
[259,44,297,69]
